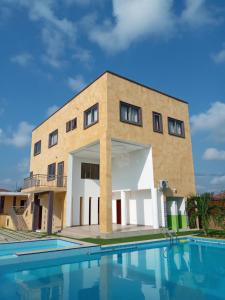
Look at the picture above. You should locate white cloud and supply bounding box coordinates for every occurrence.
[10,52,33,67]
[211,175,225,186]
[203,148,225,160]
[67,75,86,91]
[191,101,225,142]
[4,0,77,68]
[46,105,59,117]
[212,44,225,64]
[181,0,217,27]
[73,48,92,66]
[90,0,175,53]
[0,121,33,148]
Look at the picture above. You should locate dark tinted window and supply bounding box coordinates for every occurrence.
[81,163,99,179]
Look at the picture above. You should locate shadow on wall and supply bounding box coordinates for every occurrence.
[112,148,153,191]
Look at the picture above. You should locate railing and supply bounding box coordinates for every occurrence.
[12,206,27,215]
[23,174,67,190]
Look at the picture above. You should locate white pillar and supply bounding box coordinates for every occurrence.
[66,154,74,226]
[152,188,159,229]
[121,191,127,226]
[160,192,167,228]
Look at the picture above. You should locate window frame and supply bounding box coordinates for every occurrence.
[84,103,99,129]
[48,129,58,148]
[120,101,142,127]
[47,163,56,181]
[152,112,163,133]
[34,140,41,156]
[66,118,77,133]
[168,117,185,138]
[71,118,77,130]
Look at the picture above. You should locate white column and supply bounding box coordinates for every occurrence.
[66,154,74,226]
[160,192,167,228]
[152,188,159,229]
[121,190,127,226]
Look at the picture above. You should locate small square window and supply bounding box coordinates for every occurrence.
[84,104,99,129]
[48,130,58,148]
[153,112,163,133]
[34,140,41,156]
[168,118,185,138]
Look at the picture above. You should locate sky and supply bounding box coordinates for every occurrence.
[0,0,225,193]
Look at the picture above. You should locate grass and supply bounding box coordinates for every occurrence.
[76,230,201,245]
[198,229,225,239]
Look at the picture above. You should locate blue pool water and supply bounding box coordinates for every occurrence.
[0,239,79,257]
[0,239,225,299]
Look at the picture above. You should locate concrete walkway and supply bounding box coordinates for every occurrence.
[0,228,46,242]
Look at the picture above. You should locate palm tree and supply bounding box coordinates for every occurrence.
[187,193,225,236]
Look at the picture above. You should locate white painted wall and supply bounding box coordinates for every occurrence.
[112,148,154,191]
[71,157,100,226]
[112,190,154,226]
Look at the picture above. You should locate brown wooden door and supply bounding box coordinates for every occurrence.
[116,199,121,224]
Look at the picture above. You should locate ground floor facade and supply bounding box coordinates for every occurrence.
[21,139,191,236]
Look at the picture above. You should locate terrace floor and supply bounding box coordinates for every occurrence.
[59,224,163,239]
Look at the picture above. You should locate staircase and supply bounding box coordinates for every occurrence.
[9,207,28,231]
[0,228,45,242]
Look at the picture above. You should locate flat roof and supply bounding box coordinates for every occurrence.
[33,70,188,132]
[0,192,28,197]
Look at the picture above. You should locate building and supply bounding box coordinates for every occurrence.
[0,189,28,230]
[22,71,196,235]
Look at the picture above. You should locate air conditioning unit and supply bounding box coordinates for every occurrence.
[159,180,169,190]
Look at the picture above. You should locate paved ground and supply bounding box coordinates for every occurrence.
[0,228,46,242]
[59,224,163,239]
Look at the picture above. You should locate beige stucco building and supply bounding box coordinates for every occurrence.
[21,71,195,235]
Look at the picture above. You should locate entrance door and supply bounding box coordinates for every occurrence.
[57,162,64,187]
[116,199,121,224]
[38,206,42,229]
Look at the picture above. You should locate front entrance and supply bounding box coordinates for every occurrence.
[116,199,121,224]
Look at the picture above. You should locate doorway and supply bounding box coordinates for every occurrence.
[116,199,121,224]
[57,161,64,187]
[38,206,42,230]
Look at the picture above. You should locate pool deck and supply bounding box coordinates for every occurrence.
[59,224,163,239]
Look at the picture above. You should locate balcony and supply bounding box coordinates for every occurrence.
[23,174,67,193]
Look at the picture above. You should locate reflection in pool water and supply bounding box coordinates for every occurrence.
[1,241,225,299]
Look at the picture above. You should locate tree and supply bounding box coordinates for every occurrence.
[187,193,225,236]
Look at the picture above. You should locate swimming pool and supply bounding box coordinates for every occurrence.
[0,238,225,299]
[0,239,80,258]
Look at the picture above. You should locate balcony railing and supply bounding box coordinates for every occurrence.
[23,174,67,190]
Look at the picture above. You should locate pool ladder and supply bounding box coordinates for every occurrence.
[162,228,178,258]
